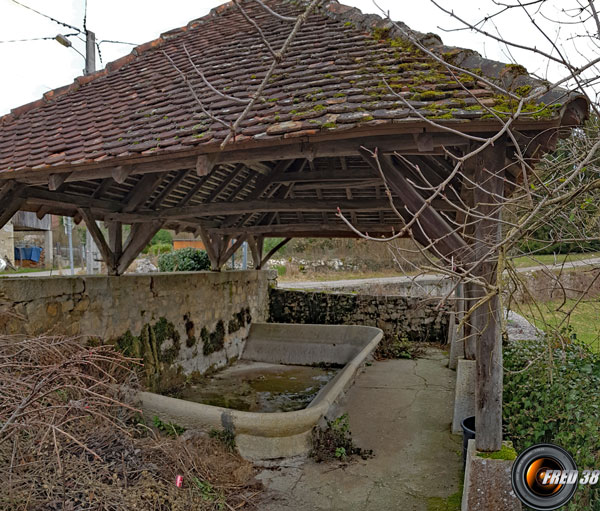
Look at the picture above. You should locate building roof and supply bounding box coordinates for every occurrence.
[0,0,587,176]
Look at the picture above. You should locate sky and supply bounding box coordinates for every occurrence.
[0,0,596,115]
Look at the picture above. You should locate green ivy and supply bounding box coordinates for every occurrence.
[504,336,600,509]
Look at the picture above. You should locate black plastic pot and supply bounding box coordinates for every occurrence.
[461,416,475,466]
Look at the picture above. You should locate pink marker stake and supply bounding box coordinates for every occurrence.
[175,475,184,488]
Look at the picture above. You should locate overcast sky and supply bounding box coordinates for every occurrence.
[0,0,595,115]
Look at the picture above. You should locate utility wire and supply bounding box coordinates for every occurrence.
[9,0,82,33]
[97,39,137,46]
[0,32,79,44]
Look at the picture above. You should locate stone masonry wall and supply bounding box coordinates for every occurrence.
[0,221,14,264]
[507,267,600,304]
[0,271,276,384]
[269,288,451,345]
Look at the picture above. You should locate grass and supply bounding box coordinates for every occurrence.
[0,267,50,275]
[511,251,600,269]
[515,298,600,351]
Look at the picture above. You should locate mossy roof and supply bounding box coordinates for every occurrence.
[0,0,588,174]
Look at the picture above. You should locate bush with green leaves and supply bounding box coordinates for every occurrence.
[504,335,600,510]
[148,243,172,256]
[157,247,211,272]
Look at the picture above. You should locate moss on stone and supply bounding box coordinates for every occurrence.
[476,444,517,461]
[504,63,528,76]
[203,320,226,356]
[411,90,447,101]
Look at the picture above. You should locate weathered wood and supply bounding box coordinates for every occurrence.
[243,161,271,175]
[204,164,245,203]
[221,159,296,229]
[359,148,473,264]
[219,236,247,267]
[122,173,165,213]
[211,223,403,236]
[106,198,403,223]
[274,170,375,183]
[117,221,164,275]
[111,166,133,185]
[413,133,434,152]
[198,227,220,270]
[196,154,218,177]
[149,170,191,209]
[0,195,25,229]
[26,187,123,212]
[260,237,291,269]
[78,208,116,273]
[107,221,123,260]
[247,236,262,268]
[472,139,506,452]
[49,173,71,191]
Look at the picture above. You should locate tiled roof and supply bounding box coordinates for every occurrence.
[0,0,586,175]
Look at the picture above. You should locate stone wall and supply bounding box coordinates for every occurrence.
[507,267,600,304]
[269,288,451,345]
[0,271,276,386]
[0,221,14,264]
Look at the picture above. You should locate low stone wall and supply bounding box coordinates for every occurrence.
[508,266,600,303]
[0,271,276,388]
[269,287,450,344]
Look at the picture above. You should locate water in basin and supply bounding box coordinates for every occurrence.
[170,360,339,412]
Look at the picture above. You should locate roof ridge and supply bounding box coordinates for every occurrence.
[0,0,586,129]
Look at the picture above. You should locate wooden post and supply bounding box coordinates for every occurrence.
[471,140,506,452]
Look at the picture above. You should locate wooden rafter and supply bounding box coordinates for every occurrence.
[359,148,473,264]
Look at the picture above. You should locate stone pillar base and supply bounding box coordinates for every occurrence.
[452,358,475,434]
[462,439,521,510]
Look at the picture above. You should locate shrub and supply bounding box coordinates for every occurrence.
[504,335,600,510]
[148,243,172,255]
[158,247,211,272]
[151,229,173,246]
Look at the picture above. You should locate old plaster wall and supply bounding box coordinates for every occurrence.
[269,288,451,345]
[0,271,276,384]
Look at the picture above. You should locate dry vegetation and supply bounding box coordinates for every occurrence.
[0,333,262,511]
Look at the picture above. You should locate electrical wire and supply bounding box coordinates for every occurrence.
[0,32,79,44]
[9,0,82,33]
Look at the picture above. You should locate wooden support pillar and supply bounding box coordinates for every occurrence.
[116,221,163,275]
[471,139,506,452]
[248,235,264,269]
[78,208,117,274]
[198,228,221,271]
[107,221,123,261]
[260,237,291,269]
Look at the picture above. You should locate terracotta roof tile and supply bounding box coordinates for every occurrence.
[0,0,583,174]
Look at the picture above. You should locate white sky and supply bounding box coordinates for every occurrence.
[0,0,596,115]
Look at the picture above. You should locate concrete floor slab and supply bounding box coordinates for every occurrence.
[259,348,462,510]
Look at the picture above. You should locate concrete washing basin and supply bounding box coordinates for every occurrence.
[139,322,383,460]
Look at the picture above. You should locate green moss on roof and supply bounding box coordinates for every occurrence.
[411,90,447,101]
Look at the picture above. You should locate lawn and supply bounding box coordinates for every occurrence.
[514,298,600,351]
[0,267,47,275]
[511,251,600,269]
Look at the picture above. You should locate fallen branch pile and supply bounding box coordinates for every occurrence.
[0,335,261,510]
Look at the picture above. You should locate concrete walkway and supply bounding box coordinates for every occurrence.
[258,349,462,510]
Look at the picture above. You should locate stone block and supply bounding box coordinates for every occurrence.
[452,358,476,434]
[462,439,521,510]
